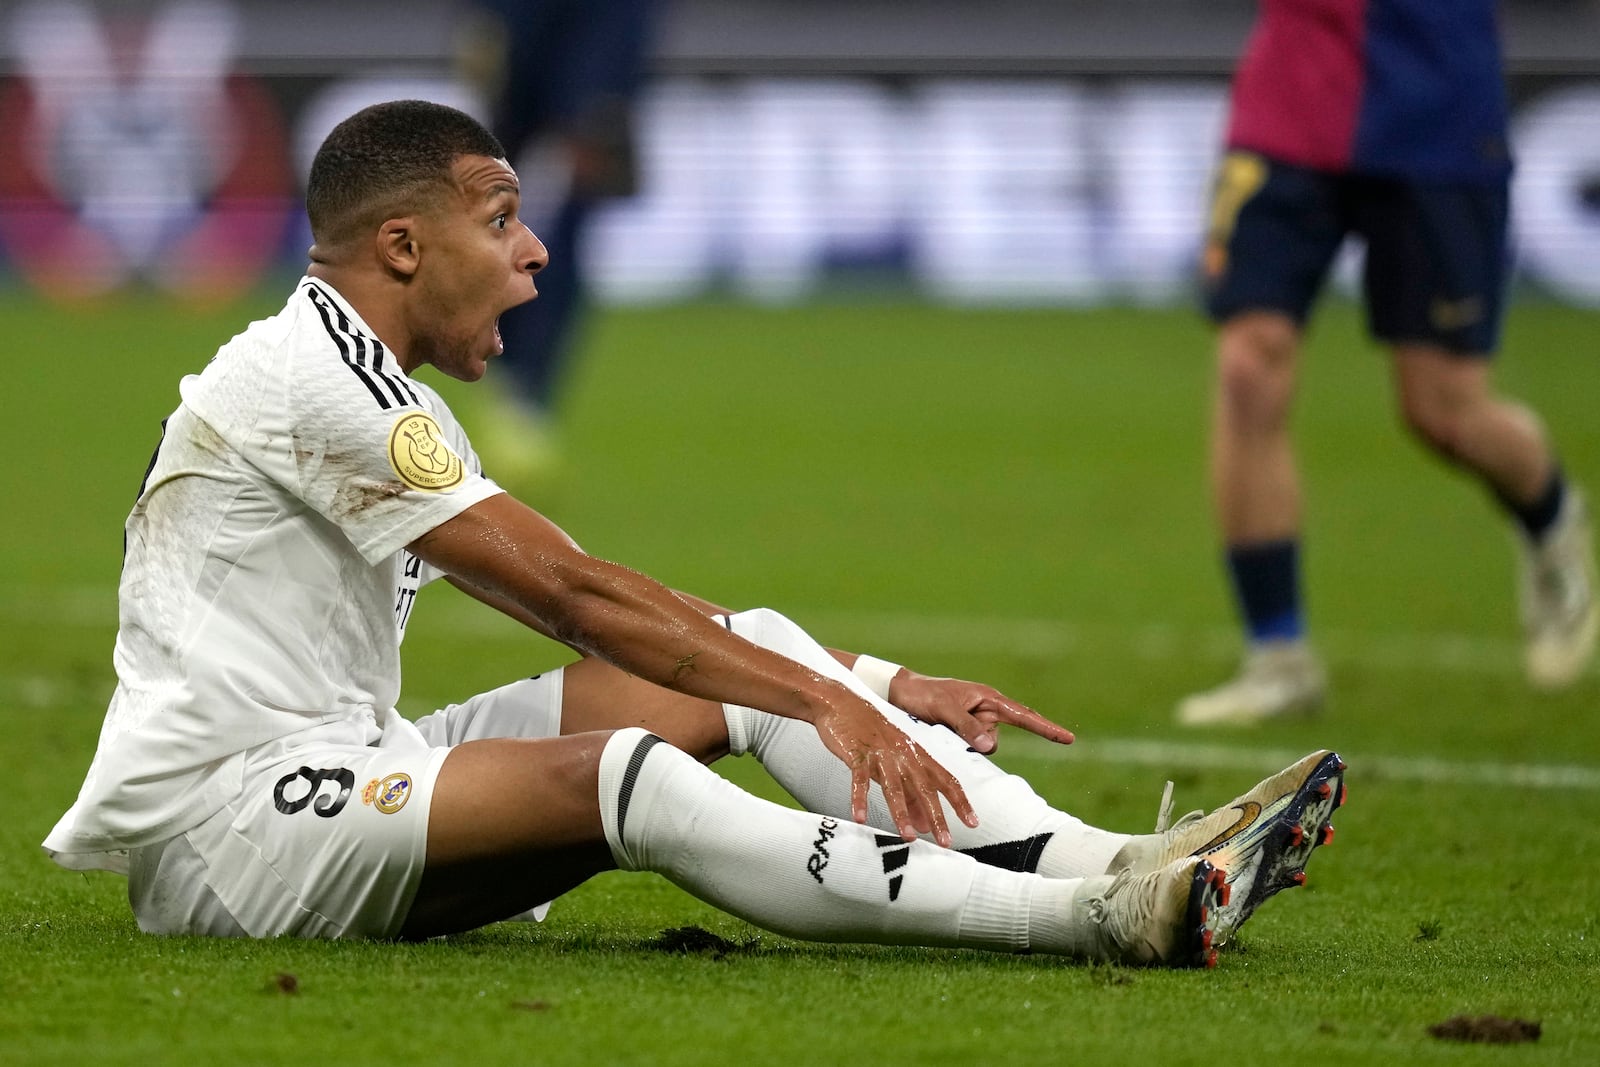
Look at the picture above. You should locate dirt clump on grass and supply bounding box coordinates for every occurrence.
[1427,1015,1540,1044]
[648,926,755,959]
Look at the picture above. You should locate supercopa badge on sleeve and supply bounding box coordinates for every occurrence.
[387,412,464,491]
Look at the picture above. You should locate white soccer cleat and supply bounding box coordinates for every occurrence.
[1106,750,1347,947]
[1519,489,1598,690]
[1176,640,1326,726]
[471,390,563,489]
[1067,856,1232,969]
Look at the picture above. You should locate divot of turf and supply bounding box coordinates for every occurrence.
[648,926,754,958]
[1427,1015,1542,1044]
[510,999,551,1012]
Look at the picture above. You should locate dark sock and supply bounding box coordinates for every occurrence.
[1226,539,1304,642]
[1496,466,1566,543]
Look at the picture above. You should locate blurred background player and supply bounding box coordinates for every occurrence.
[1180,0,1598,725]
[457,0,661,481]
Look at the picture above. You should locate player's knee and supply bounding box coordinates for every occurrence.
[727,606,811,648]
[1222,312,1298,363]
[730,606,789,631]
[597,727,676,848]
[1216,317,1298,425]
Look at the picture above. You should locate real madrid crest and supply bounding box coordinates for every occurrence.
[388,411,463,491]
[373,772,413,815]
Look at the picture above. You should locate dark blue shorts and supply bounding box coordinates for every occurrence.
[1201,152,1510,355]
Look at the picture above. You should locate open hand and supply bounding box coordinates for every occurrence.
[810,688,979,847]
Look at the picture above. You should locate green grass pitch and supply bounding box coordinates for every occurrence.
[2,285,1597,1064]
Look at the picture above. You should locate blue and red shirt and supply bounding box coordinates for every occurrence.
[1225,0,1512,183]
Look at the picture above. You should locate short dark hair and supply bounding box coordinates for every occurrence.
[306,100,507,245]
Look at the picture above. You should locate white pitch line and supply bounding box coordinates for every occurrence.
[793,609,1555,678]
[1002,735,1600,791]
[0,590,1569,679]
[10,589,1599,686]
[7,595,1598,684]
[7,669,1595,791]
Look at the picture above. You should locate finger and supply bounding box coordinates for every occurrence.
[874,759,918,842]
[917,749,977,835]
[944,709,998,754]
[980,698,1075,745]
[941,768,979,831]
[889,749,941,838]
[1022,712,1074,744]
[850,763,871,826]
[965,709,1015,752]
[910,764,954,848]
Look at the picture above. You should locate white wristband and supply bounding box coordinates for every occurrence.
[850,654,902,700]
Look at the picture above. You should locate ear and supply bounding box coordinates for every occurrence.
[376,217,421,278]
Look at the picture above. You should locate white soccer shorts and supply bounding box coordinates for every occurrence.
[127,671,567,938]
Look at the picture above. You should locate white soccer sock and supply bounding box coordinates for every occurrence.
[717,608,1129,879]
[598,728,1097,955]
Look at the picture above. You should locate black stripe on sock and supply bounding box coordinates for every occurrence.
[615,733,666,844]
[958,832,1055,874]
[1500,465,1566,542]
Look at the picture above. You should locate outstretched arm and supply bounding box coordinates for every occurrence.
[410,492,976,845]
[583,590,1075,753]
[448,568,1072,757]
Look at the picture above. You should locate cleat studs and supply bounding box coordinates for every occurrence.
[1337,783,1347,808]
[1201,928,1214,950]
[1205,949,1218,969]
[1319,824,1335,846]
[1292,871,1307,887]
[1315,782,1332,800]
[1219,882,1231,907]
[1288,824,1305,848]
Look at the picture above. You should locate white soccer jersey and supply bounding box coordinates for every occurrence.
[44,277,504,872]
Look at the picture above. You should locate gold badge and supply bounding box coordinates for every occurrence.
[373,773,412,815]
[1430,296,1483,331]
[1206,151,1268,253]
[388,412,463,491]
[361,778,380,806]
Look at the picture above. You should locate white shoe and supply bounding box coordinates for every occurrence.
[1068,856,1231,969]
[471,390,563,489]
[1107,750,1347,947]
[1176,641,1326,726]
[1520,489,1598,689]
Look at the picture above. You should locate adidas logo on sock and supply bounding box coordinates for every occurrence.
[874,835,910,901]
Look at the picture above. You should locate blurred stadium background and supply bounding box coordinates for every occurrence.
[2,0,1599,307]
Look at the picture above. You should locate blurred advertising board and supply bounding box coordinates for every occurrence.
[2,0,1597,305]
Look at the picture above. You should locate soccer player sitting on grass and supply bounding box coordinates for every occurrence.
[44,100,1345,967]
